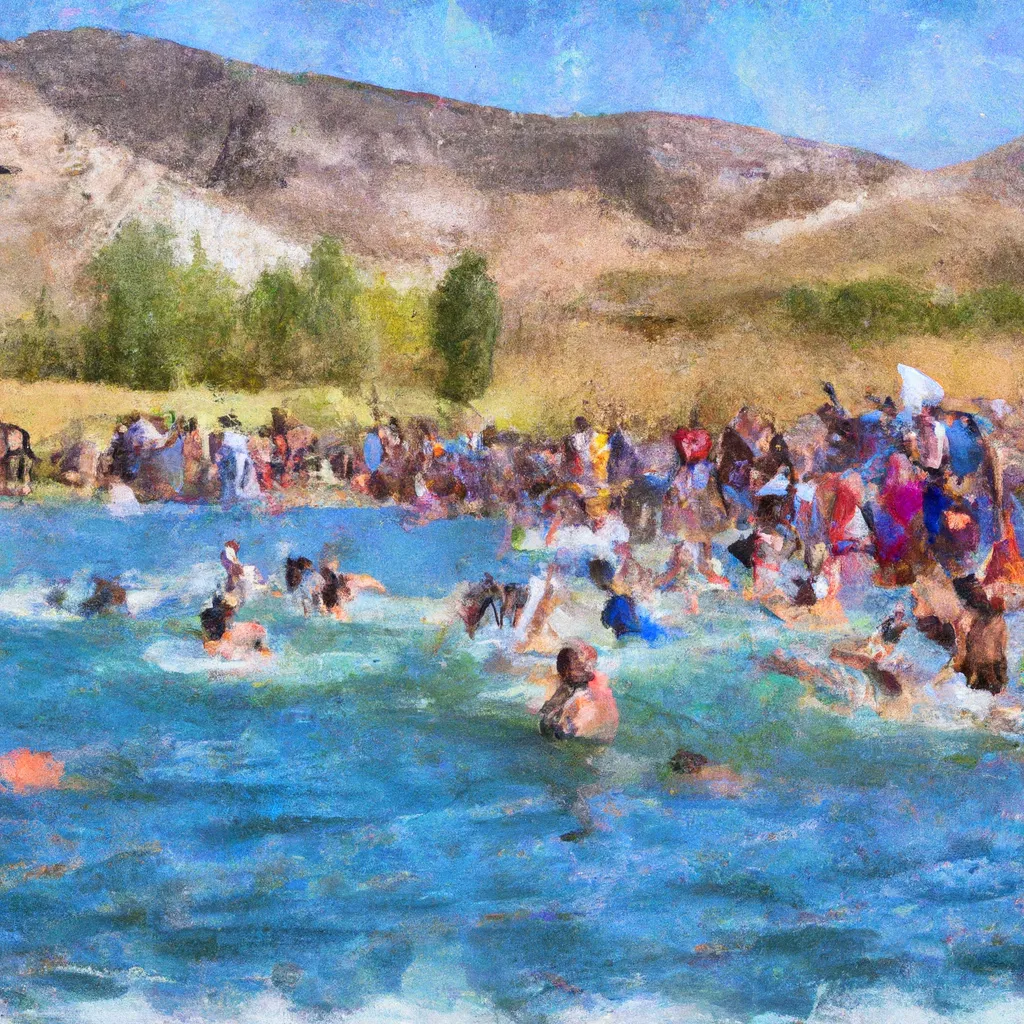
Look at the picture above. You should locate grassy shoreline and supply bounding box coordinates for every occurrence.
[3,329,1024,451]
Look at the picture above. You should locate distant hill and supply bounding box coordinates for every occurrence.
[2,29,905,236]
[0,30,905,292]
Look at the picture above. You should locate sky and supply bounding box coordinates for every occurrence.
[2,0,1024,168]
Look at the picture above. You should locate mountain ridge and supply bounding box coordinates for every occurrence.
[0,28,904,243]
[4,30,1024,373]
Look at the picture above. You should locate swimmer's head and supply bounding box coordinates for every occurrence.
[556,640,597,689]
[588,559,616,592]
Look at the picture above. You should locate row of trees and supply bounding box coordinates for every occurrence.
[2,221,501,402]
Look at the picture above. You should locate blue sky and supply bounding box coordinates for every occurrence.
[2,0,1024,168]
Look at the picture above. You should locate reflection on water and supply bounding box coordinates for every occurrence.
[0,503,1021,1022]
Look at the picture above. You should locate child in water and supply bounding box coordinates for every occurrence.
[220,540,265,605]
[589,558,665,643]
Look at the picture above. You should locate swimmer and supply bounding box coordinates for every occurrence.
[315,560,386,621]
[761,649,864,715]
[200,592,236,642]
[285,555,314,592]
[515,562,564,655]
[79,577,128,617]
[912,567,1009,694]
[667,748,748,797]
[831,605,911,708]
[205,620,271,662]
[499,581,530,629]
[590,558,662,642]
[758,542,847,630]
[952,574,1009,694]
[200,592,270,661]
[457,574,503,638]
[284,555,316,615]
[537,640,618,743]
[457,574,531,638]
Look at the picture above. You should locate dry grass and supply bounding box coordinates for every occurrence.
[491,324,1024,432]
[6,326,1023,451]
[0,379,412,446]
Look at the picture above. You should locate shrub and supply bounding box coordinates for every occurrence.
[783,278,1024,340]
[1,289,85,381]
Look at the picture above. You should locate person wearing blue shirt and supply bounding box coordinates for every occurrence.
[363,429,384,473]
[589,558,665,643]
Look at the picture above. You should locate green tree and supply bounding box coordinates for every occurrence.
[430,250,501,402]
[83,222,243,389]
[241,262,304,383]
[300,236,372,391]
[174,234,245,388]
[84,220,180,388]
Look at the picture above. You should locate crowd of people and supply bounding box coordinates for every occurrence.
[93,363,1012,746]
[25,360,1024,850]
[95,409,324,503]
[17,357,1023,746]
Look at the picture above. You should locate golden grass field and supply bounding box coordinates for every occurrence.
[4,324,1023,451]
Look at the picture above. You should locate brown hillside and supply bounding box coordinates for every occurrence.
[0,29,903,252]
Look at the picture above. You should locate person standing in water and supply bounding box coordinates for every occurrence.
[214,415,261,504]
[538,640,618,742]
[221,540,247,599]
[589,558,664,643]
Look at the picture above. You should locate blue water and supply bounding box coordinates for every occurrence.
[1,503,1023,1023]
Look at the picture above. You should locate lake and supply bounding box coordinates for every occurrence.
[0,503,1022,1023]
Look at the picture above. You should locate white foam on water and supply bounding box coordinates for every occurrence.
[298,646,400,678]
[555,997,738,1023]
[350,592,451,627]
[42,988,500,1024]
[0,562,228,623]
[476,678,538,703]
[121,563,224,615]
[143,635,402,684]
[107,482,144,518]
[28,986,1024,1024]
[0,576,77,620]
[807,987,1024,1024]
[142,638,273,678]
